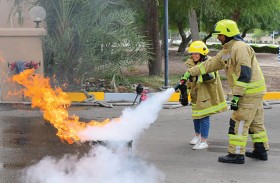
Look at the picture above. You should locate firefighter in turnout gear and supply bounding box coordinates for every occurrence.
[184,41,228,150]
[181,19,269,164]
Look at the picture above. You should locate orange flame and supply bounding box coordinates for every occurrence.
[12,69,111,144]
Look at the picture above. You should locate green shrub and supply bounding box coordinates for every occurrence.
[207,44,279,54]
[206,44,222,50]
[251,45,279,54]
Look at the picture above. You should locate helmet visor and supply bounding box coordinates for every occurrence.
[212,30,221,36]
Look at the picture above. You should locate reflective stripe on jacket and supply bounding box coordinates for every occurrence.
[186,57,228,119]
[188,40,266,97]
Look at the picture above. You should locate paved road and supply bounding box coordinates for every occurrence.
[0,103,279,183]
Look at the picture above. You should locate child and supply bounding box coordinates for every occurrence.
[185,41,227,150]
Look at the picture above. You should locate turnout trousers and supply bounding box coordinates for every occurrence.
[228,95,269,155]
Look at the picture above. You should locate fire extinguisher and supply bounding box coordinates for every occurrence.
[174,80,188,106]
[132,84,148,106]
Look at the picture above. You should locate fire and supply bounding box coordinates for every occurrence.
[12,69,111,144]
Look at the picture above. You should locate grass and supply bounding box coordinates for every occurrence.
[125,74,182,92]
[124,74,228,92]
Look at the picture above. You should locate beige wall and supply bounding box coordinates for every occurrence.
[0,1,46,102]
[0,0,35,28]
[0,28,46,102]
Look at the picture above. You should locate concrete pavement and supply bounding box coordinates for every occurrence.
[136,104,280,183]
[0,103,280,183]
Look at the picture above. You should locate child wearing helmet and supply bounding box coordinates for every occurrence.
[185,40,227,150]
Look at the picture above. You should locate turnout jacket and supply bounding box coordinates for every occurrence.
[188,40,266,97]
[186,57,228,119]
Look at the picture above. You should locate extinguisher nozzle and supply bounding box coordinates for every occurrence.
[173,83,181,91]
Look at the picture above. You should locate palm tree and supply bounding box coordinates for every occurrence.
[39,0,149,88]
[10,0,149,88]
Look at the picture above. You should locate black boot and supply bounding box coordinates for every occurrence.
[245,150,268,160]
[246,142,268,161]
[218,153,245,164]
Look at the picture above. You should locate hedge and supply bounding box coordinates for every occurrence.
[250,45,279,54]
[207,44,279,54]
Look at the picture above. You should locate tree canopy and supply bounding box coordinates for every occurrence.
[8,0,280,84]
[164,0,280,47]
[36,0,149,87]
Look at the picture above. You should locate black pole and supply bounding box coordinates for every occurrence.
[164,0,169,86]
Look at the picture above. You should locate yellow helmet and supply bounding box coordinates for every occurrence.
[212,19,240,37]
[188,41,209,56]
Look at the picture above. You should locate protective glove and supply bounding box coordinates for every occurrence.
[181,71,191,80]
[180,79,187,85]
[230,96,239,111]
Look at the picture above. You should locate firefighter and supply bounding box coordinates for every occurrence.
[181,19,269,164]
[185,41,228,150]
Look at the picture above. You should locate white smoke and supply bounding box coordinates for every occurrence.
[21,88,175,183]
[21,146,165,183]
[79,88,175,141]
